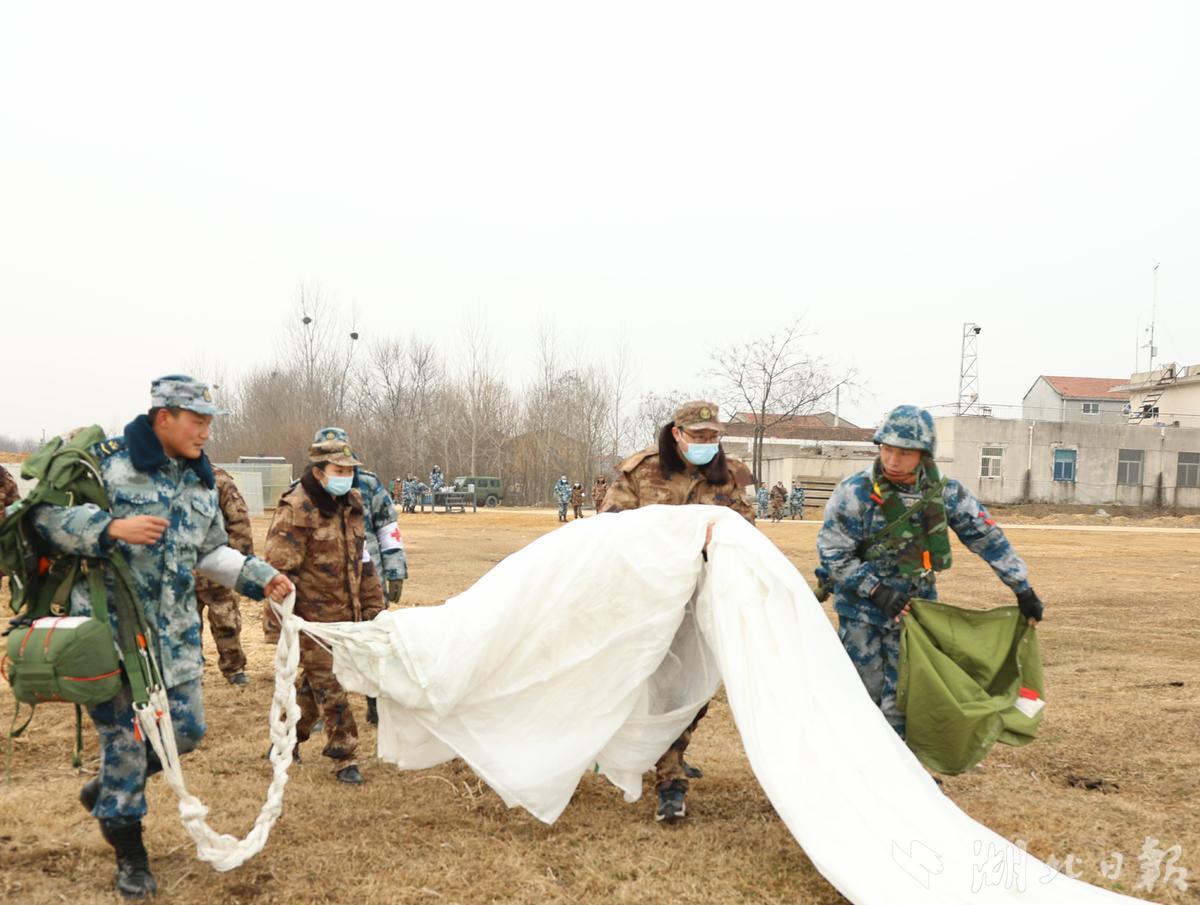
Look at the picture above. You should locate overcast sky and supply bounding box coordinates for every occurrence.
[2,2,1197,442]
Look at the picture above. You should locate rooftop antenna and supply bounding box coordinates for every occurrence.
[957,323,982,415]
[1142,261,1159,372]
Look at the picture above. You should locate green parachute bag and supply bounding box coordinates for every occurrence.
[896,599,1045,775]
[1,427,159,769]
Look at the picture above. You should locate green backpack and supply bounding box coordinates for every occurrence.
[1,427,160,767]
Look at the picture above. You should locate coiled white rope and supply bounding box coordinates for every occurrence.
[136,591,301,872]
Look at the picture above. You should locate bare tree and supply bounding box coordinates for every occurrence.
[633,390,693,450]
[708,320,854,479]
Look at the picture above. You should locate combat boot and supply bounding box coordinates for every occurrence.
[655,780,687,823]
[99,820,157,899]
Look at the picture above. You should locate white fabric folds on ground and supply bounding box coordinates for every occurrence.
[300,505,1148,905]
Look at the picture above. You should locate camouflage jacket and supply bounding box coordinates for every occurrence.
[816,463,1031,628]
[569,486,585,506]
[30,417,277,687]
[600,447,756,522]
[1,463,19,514]
[756,487,769,507]
[355,468,408,581]
[194,466,254,597]
[770,485,787,503]
[266,472,384,623]
[553,479,572,504]
[789,487,806,506]
[591,480,607,508]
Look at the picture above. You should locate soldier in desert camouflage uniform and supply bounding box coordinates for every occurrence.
[266,439,385,785]
[194,466,254,685]
[769,481,787,522]
[601,400,754,823]
[0,464,19,590]
[591,475,607,512]
[816,405,1045,738]
[30,375,291,899]
[569,482,585,519]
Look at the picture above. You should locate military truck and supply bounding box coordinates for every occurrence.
[453,475,505,507]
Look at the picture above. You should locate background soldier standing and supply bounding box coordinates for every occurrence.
[601,400,754,823]
[194,466,254,685]
[816,405,1045,738]
[788,480,806,519]
[266,439,385,784]
[0,464,19,592]
[591,474,607,512]
[756,482,769,519]
[553,475,571,522]
[769,480,787,522]
[569,482,585,519]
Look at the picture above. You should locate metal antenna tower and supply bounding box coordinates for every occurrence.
[957,323,982,415]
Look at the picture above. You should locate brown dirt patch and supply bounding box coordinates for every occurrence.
[2,511,1197,903]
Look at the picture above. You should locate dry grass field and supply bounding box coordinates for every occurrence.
[2,508,1198,904]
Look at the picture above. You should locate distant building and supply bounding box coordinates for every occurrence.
[1021,376,1129,424]
[1112,362,1200,428]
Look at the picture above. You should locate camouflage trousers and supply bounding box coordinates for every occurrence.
[196,583,246,677]
[294,633,359,767]
[769,500,784,521]
[558,501,568,522]
[86,678,206,824]
[756,501,768,519]
[572,505,583,519]
[655,702,709,790]
[837,616,905,738]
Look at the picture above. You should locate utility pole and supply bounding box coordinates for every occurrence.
[1143,261,1159,372]
[957,323,982,415]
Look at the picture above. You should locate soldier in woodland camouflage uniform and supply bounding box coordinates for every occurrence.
[193,467,253,685]
[569,482,585,519]
[769,481,787,522]
[266,439,384,784]
[601,400,754,823]
[816,405,1045,738]
[30,376,290,899]
[591,475,607,512]
[755,483,769,519]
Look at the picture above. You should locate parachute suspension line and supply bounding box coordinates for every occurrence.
[136,591,302,872]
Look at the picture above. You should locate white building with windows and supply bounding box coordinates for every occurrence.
[935,416,1200,508]
[1111,362,1200,428]
[1021,375,1130,424]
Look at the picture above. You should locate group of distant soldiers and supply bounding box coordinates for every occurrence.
[755,479,806,521]
[552,474,608,522]
[391,465,448,514]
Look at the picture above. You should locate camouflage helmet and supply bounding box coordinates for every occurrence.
[873,405,936,454]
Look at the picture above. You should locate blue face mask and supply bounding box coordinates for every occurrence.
[324,475,353,497]
[683,442,720,466]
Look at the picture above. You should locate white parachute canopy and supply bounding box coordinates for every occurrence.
[302,505,1148,905]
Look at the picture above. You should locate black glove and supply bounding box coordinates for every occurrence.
[1016,588,1044,622]
[870,584,909,621]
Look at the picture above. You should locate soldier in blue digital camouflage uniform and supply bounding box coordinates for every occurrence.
[788,481,806,519]
[553,475,571,522]
[402,475,418,513]
[30,375,292,900]
[429,464,445,494]
[755,483,770,519]
[816,405,1044,739]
